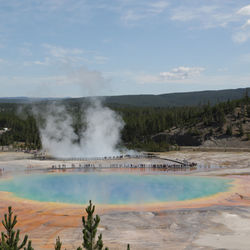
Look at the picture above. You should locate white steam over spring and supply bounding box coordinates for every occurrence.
[38,99,125,158]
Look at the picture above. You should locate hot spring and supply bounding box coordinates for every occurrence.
[0,173,232,205]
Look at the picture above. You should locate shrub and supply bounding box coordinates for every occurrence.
[0,206,33,250]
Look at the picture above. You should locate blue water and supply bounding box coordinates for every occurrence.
[0,173,232,205]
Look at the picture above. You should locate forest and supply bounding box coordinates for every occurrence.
[0,93,249,152]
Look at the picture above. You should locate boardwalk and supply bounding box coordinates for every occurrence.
[46,154,197,171]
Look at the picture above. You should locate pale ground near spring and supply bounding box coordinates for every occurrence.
[0,151,250,250]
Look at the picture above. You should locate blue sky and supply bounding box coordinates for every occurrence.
[0,0,250,97]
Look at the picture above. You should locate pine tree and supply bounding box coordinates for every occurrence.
[55,236,62,250]
[239,123,244,137]
[82,200,108,250]
[226,124,232,136]
[247,105,250,118]
[244,89,249,103]
[53,201,130,250]
[0,206,33,250]
[1,203,130,250]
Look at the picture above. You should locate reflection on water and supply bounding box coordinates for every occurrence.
[0,173,232,205]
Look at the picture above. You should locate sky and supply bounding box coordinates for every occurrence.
[0,0,250,97]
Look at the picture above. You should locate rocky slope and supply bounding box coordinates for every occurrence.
[152,104,250,148]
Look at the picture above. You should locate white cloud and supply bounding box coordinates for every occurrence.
[172,5,215,22]
[171,5,237,28]
[232,30,250,43]
[43,44,83,57]
[122,10,144,23]
[148,1,169,14]
[23,44,108,67]
[120,0,169,24]
[237,5,250,16]
[160,66,205,80]
[170,2,250,43]
[232,5,250,43]
[33,57,51,66]
[231,6,250,43]
[42,44,84,65]
[0,0,89,15]
[0,0,93,31]
[0,0,169,27]
[242,19,250,28]
[0,58,6,64]
[137,66,205,84]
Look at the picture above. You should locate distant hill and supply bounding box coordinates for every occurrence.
[0,88,249,107]
[0,97,32,103]
[104,88,250,107]
[0,97,65,104]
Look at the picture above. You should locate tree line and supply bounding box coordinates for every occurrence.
[0,94,249,151]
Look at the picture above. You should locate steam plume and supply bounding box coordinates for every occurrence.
[36,99,125,158]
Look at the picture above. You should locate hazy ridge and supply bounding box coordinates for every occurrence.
[0,88,249,107]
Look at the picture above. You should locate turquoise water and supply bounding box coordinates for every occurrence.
[0,173,232,205]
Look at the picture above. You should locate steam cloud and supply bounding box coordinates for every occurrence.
[36,99,125,158]
[28,65,131,158]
